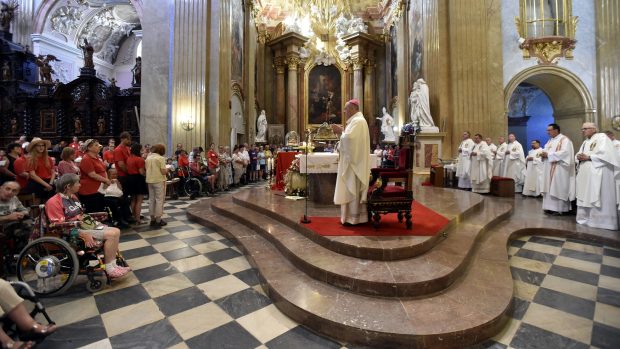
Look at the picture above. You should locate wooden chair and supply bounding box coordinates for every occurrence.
[366,146,414,229]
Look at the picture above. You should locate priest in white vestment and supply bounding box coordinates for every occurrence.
[575,123,620,230]
[502,134,526,193]
[486,138,497,158]
[493,137,507,177]
[456,131,475,189]
[523,140,544,197]
[333,99,371,225]
[605,130,620,158]
[470,134,493,193]
[541,123,575,214]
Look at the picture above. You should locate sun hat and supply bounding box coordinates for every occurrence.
[27,138,51,153]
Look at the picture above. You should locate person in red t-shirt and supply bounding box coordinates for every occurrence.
[26,138,55,203]
[113,132,131,182]
[177,150,189,177]
[126,143,148,223]
[13,145,30,192]
[207,143,219,188]
[68,136,82,157]
[78,139,110,213]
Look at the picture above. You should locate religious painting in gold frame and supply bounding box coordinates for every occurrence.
[231,0,244,82]
[39,110,56,134]
[305,64,344,127]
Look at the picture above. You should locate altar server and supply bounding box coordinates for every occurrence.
[523,140,544,197]
[493,136,507,176]
[575,123,620,230]
[541,123,575,215]
[470,134,493,193]
[333,99,370,225]
[456,131,475,189]
[502,134,526,193]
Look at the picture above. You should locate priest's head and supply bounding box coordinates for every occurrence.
[462,131,470,140]
[508,134,517,143]
[485,137,492,144]
[581,122,597,138]
[498,136,505,144]
[473,134,482,143]
[547,123,560,138]
[531,140,541,149]
[344,99,360,118]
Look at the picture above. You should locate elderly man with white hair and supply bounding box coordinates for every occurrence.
[575,122,620,230]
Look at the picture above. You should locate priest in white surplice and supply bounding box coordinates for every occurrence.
[502,134,526,193]
[333,99,371,225]
[493,136,507,176]
[470,134,493,193]
[541,123,575,215]
[485,138,497,158]
[605,130,620,158]
[575,123,620,230]
[523,140,544,197]
[456,131,475,189]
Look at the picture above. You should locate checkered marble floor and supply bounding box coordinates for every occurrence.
[30,187,620,349]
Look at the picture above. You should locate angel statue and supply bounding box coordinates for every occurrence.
[0,1,19,33]
[35,54,59,84]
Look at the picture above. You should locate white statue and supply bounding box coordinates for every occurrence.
[376,107,396,142]
[256,110,268,143]
[409,78,438,132]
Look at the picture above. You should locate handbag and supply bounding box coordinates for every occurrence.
[79,214,100,230]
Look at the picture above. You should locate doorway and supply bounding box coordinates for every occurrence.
[505,66,595,147]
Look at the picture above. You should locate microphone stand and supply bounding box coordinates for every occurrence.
[300,130,311,224]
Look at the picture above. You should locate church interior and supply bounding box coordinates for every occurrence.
[0,0,619,348]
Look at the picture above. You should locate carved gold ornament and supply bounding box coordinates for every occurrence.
[612,115,620,131]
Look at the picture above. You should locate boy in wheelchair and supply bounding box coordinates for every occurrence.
[45,174,130,279]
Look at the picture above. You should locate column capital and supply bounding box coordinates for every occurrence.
[286,54,301,71]
[351,57,367,71]
[365,57,376,72]
[273,56,287,74]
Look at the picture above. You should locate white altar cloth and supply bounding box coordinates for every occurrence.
[298,153,378,174]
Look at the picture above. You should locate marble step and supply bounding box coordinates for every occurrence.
[210,196,512,297]
[187,201,513,349]
[232,186,485,260]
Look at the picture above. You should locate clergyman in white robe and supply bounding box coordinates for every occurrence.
[456,133,475,189]
[334,100,371,225]
[470,138,493,194]
[493,139,508,177]
[523,142,544,197]
[575,128,620,230]
[605,130,620,158]
[502,136,526,193]
[541,130,575,214]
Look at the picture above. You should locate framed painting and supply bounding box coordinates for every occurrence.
[390,24,398,98]
[268,124,285,146]
[408,0,424,86]
[307,65,342,126]
[231,0,244,82]
[39,110,56,133]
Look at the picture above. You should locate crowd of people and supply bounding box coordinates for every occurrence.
[454,123,620,230]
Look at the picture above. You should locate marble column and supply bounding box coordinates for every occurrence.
[140,0,173,146]
[256,25,268,112]
[286,54,301,134]
[352,58,365,113]
[596,0,620,130]
[274,56,287,125]
[364,56,376,119]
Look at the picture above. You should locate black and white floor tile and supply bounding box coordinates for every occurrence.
[25,184,620,349]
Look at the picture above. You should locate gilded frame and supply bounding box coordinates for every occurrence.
[304,63,346,130]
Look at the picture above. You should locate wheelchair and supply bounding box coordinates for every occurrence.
[12,205,128,296]
[1,281,55,343]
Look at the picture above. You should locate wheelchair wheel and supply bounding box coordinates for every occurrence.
[86,274,106,293]
[17,237,79,296]
[183,178,202,197]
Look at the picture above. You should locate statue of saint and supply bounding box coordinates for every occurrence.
[131,57,141,86]
[256,110,268,143]
[0,1,18,33]
[79,38,94,68]
[35,54,58,84]
[376,107,396,142]
[1,61,10,80]
[409,79,437,130]
[74,117,83,135]
[9,117,17,135]
[97,115,106,135]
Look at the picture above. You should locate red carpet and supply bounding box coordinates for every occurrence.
[306,201,450,236]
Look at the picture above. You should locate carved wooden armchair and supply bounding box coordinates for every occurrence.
[367,147,413,229]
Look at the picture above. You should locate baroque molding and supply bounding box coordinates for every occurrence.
[286,55,301,71]
[273,56,287,73]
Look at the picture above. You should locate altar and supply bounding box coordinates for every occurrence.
[299,153,379,205]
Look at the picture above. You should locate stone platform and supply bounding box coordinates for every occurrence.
[186,186,620,348]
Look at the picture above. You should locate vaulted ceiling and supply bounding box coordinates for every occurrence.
[43,0,141,64]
